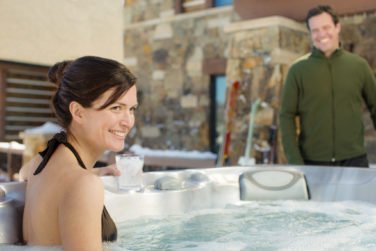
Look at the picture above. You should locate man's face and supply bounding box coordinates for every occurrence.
[308,12,341,57]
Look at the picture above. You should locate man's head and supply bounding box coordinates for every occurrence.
[305,5,341,57]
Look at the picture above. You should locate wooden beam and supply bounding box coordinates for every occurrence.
[234,0,376,21]
[202,58,227,75]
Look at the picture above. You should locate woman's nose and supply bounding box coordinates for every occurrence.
[120,111,134,127]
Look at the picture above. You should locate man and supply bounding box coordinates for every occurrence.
[279,5,376,167]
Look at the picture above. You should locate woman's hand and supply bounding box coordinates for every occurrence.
[91,164,121,176]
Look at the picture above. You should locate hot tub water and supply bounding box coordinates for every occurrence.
[116,200,376,251]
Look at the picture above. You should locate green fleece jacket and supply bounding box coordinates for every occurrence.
[279,47,376,164]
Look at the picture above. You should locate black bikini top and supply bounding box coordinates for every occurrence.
[35,132,117,242]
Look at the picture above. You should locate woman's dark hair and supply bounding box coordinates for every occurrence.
[305,5,339,30]
[48,56,137,128]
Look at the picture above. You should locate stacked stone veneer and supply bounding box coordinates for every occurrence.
[124,0,175,23]
[123,0,376,164]
[123,5,239,151]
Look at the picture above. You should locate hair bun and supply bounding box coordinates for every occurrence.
[48,60,72,86]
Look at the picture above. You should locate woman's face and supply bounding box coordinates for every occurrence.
[83,85,138,152]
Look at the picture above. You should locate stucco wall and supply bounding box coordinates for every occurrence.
[0,0,124,65]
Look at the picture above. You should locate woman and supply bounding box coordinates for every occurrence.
[20,56,138,250]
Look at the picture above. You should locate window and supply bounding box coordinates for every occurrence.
[0,61,55,141]
[213,0,233,7]
[175,0,233,14]
[209,75,227,153]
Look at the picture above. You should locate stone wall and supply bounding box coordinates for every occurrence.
[124,0,175,24]
[123,5,239,152]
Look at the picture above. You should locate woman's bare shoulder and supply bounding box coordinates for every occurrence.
[61,170,104,205]
[58,171,104,250]
[19,155,42,181]
[71,171,104,193]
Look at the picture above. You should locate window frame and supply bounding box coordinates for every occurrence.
[175,0,232,14]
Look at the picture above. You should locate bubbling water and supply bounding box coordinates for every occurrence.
[117,200,376,251]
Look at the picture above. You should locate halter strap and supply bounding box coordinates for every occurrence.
[33,131,87,175]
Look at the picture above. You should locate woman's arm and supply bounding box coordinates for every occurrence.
[59,173,104,251]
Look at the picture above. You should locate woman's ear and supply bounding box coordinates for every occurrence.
[69,101,85,124]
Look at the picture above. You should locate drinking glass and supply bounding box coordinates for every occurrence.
[115,153,144,192]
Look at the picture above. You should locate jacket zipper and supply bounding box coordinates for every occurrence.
[328,60,336,162]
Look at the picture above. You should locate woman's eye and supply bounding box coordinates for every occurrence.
[111,106,122,111]
[130,107,137,112]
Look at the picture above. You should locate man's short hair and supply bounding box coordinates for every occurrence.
[305,5,339,30]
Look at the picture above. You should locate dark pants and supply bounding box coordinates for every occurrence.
[304,154,369,168]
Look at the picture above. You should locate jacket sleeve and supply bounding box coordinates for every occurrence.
[279,66,304,165]
[361,60,376,129]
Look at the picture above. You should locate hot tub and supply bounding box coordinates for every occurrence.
[2,165,376,250]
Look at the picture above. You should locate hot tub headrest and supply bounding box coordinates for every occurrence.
[239,168,310,201]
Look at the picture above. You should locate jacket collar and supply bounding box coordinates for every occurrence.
[311,46,343,59]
